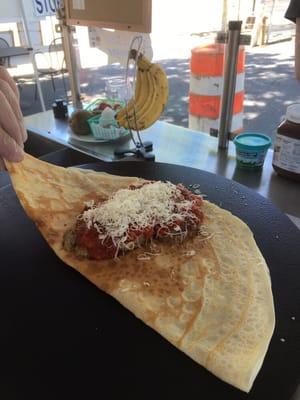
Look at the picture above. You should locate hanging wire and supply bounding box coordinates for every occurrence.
[124,35,144,148]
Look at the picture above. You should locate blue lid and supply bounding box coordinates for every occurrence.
[233,132,271,150]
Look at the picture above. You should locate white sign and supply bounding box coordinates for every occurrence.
[72,0,85,10]
[88,28,153,66]
[33,0,61,17]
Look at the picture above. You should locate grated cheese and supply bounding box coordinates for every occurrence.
[79,181,200,251]
[185,250,196,257]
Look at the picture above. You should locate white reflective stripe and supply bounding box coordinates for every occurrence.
[189,112,243,134]
[189,115,219,132]
[190,73,245,96]
[235,73,245,93]
[231,112,244,132]
[190,76,222,96]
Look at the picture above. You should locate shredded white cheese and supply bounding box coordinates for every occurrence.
[79,181,199,250]
[185,250,196,257]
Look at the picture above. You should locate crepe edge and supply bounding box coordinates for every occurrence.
[5,153,276,393]
[203,203,275,392]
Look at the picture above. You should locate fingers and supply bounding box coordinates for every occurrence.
[0,78,27,142]
[0,90,24,146]
[0,66,19,100]
[0,67,27,155]
[0,126,24,162]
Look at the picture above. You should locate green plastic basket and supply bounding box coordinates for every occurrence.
[88,114,128,140]
[85,97,128,140]
[85,97,125,112]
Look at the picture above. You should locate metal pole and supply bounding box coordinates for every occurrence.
[58,2,82,109]
[19,0,46,112]
[266,0,276,45]
[218,20,242,149]
[61,24,82,109]
[221,0,228,31]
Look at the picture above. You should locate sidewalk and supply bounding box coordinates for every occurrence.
[20,39,300,144]
[243,39,300,140]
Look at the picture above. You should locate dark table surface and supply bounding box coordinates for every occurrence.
[0,161,299,400]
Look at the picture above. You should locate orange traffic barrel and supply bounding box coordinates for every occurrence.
[189,43,245,136]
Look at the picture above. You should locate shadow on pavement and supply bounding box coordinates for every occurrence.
[244,50,300,140]
[19,50,300,143]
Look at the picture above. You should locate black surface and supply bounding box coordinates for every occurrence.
[24,133,65,159]
[39,147,100,167]
[0,148,100,195]
[285,0,300,23]
[0,161,299,400]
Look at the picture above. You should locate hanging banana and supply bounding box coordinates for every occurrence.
[116,53,169,131]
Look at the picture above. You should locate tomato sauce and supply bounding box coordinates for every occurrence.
[74,184,204,260]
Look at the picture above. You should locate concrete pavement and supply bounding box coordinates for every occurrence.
[243,39,300,140]
[19,38,300,145]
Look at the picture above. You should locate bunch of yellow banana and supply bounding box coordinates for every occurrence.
[116,53,168,131]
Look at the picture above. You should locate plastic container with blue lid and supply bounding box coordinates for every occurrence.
[233,132,272,169]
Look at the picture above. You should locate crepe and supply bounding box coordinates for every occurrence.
[6,153,275,392]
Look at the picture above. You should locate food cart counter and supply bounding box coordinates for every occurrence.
[23,110,300,226]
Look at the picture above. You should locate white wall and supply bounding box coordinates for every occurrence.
[1,0,293,73]
[0,0,61,75]
[79,0,225,66]
[152,0,223,35]
[0,0,46,47]
[151,0,223,59]
[0,0,21,21]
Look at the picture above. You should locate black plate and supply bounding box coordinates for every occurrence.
[0,161,299,400]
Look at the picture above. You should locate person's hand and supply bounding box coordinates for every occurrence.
[0,66,27,167]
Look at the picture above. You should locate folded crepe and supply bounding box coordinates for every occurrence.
[6,153,275,392]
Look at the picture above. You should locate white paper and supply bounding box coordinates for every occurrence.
[273,134,300,174]
[72,0,85,10]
